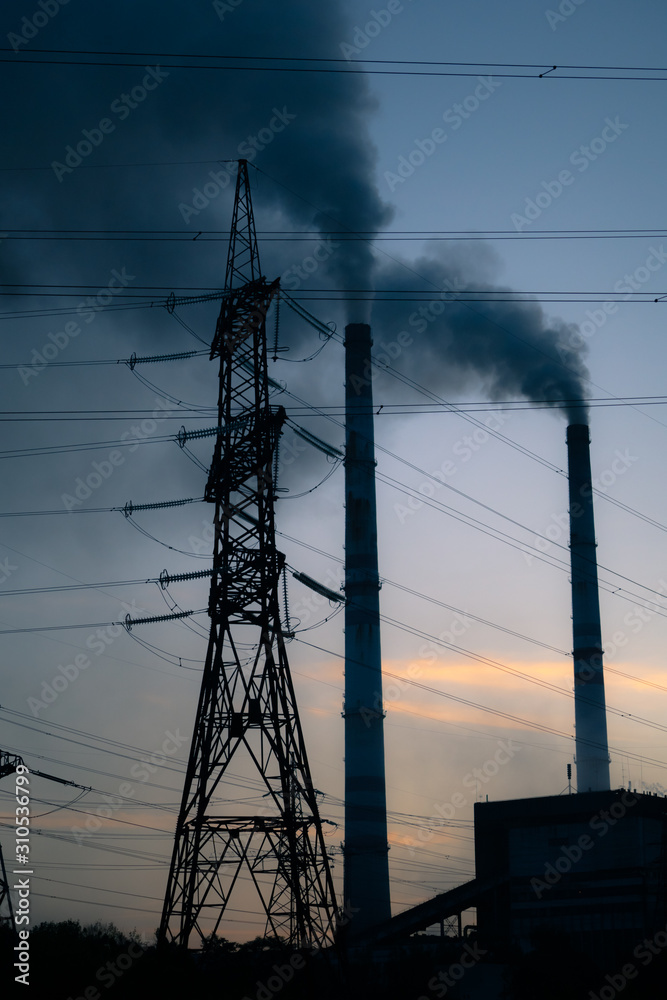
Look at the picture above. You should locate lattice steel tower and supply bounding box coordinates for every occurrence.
[158,161,338,948]
[0,751,21,936]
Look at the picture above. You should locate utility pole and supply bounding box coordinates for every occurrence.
[158,161,338,950]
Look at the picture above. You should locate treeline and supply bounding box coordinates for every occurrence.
[0,922,345,999]
[3,919,667,999]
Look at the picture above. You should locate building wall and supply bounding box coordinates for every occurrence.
[474,790,667,965]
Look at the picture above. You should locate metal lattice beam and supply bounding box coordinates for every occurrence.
[158,161,338,951]
[0,842,16,935]
[0,751,21,935]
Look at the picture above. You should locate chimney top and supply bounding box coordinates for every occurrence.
[566,423,590,443]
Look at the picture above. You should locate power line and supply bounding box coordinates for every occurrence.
[3,141,664,916]
[0,820,171,863]
[0,283,220,292]
[282,399,667,413]
[2,398,667,421]
[0,567,211,598]
[260,338,667,599]
[0,497,201,518]
[0,611,206,635]
[2,285,665,299]
[374,468,667,613]
[4,227,667,242]
[29,874,281,925]
[0,708,190,769]
[293,297,667,530]
[5,525,665,703]
[6,227,667,233]
[4,49,666,70]
[0,414,216,422]
[278,325,667,607]
[291,574,667,748]
[283,530,667,696]
[0,430,175,461]
[375,609,667,740]
[294,636,667,773]
[1,288,664,323]
[2,49,666,80]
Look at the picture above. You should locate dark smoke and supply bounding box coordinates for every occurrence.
[1,0,398,508]
[2,0,392,321]
[177,0,395,314]
[371,248,591,423]
[3,0,589,416]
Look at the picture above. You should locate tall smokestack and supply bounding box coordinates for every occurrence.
[343,323,391,933]
[567,424,611,792]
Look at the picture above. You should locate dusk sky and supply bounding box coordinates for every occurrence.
[1,0,667,942]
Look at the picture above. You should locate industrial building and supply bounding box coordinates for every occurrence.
[350,418,667,981]
[474,788,667,967]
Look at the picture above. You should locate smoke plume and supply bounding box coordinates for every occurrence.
[3,0,590,415]
[371,248,590,423]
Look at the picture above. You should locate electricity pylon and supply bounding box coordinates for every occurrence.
[158,161,338,950]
